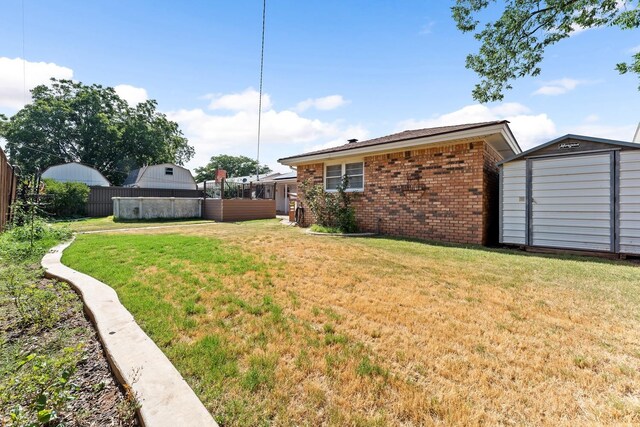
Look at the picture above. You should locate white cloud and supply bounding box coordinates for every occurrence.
[306,125,369,152]
[419,20,436,35]
[565,123,637,142]
[206,87,272,112]
[295,95,348,112]
[0,57,73,110]
[533,78,587,96]
[168,89,366,172]
[114,84,148,106]
[569,23,591,35]
[397,102,557,150]
[584,114,600,123]
[629,45,640,54]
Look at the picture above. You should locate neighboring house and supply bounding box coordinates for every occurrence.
[41,162,111,187]
[226,172,280,184]
[499,134,640,256]
[198,172,282,200]
[278,121,521,245]
[262,171,297,214]
[124,163,196,190]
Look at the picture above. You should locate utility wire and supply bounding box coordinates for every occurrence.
[22,0,27,106]
[256,0,266,181]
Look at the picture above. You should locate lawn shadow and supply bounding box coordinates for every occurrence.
[364,234,639,268]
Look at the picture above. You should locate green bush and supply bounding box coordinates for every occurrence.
[0,216,71,264]
[300,176,357,233]
[42,179,90,218]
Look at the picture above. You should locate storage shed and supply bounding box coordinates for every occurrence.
[499,135,640,255]
[123,163,196,190]
[41,162,110,186]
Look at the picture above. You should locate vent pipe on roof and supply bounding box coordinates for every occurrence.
[348,138,358,144]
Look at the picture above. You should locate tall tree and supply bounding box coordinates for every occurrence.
[452,0,640,102]
[1,79,194,185]
[194,154,272,182]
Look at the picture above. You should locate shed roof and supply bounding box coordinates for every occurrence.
[123,167,145,186]
[498,134,640,165]
[41,162,111,186]
[278,121,520,165]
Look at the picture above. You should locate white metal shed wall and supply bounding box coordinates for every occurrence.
[500,161,526,244]
[530,154,612,252]
[137,165,196,190]
[619,151,640,254]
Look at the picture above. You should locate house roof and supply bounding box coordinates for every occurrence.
[498,134,640,165]
[278,121,520,165]
[226,173,276,183]
[272,171,297,180]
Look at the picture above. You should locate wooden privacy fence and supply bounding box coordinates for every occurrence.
[202,199,275,222]
[0,148,18,231]
[87,187,203,217]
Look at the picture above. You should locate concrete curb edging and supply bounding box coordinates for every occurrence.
[42,238,218,427]
[305,229,376,237]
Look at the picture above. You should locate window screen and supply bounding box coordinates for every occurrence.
[345,162,363,189]
[325,164,342,190]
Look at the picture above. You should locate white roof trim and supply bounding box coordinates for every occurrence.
[279,123,521,166]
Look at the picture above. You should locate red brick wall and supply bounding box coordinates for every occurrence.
[296,162,324,227]
[296,141,503,245]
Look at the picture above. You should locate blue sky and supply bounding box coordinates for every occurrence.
[1,1,639,173]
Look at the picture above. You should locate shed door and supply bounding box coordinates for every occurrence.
[530,153,612,252]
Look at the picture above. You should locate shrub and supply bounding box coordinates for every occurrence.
[300,176,357,233]
[2,265,76,330]
[0,214,71,263]
[0,345,84,427]
[42,179,90,218]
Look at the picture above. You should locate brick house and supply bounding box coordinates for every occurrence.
[278,121,521,245]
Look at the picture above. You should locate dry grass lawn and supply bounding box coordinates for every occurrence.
[63,219,640,426]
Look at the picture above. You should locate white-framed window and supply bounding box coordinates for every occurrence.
[325,162,364,191]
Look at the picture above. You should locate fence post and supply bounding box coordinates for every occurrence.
[202,181,207,218]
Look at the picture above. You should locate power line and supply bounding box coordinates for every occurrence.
[22,0,27,106]
[256,0,266,181]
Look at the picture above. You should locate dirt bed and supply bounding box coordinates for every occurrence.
[1,269,138,426]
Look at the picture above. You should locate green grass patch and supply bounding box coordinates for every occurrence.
[58,220,640,425]
[310,224,343,234]
[356,356,388,378]
[55,216,212,232]
[61,231,384,425]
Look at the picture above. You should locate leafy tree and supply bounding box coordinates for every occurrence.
[1,79,194,185]
[452,0,640,102]
[194,154,271,182]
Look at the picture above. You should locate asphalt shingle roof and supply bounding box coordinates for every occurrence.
[279,120,509,161]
